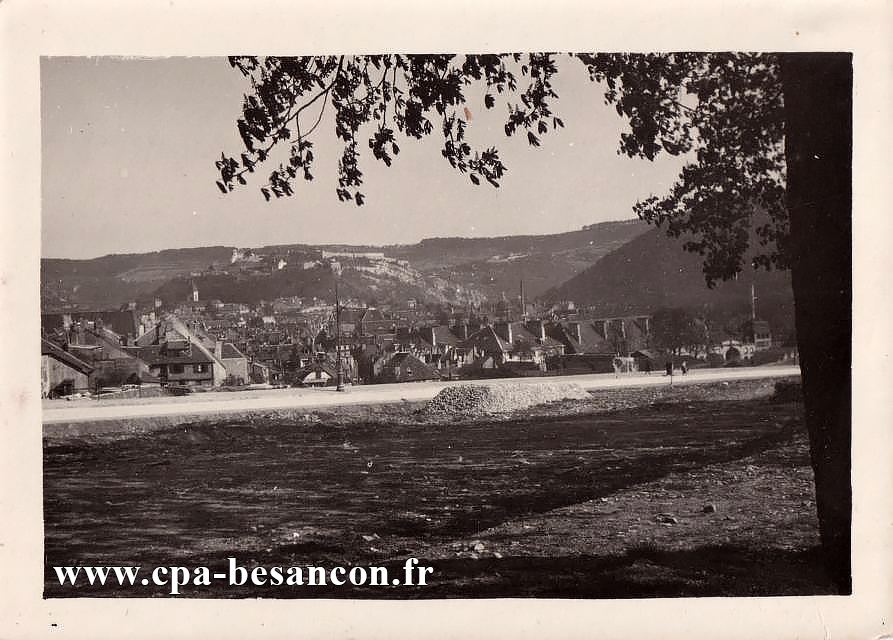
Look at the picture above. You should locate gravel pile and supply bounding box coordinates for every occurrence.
[424,382,591,417]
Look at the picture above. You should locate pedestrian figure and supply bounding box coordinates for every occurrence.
[681,360,688,375]
[665,360,673,376]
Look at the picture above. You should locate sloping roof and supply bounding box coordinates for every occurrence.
[407,326,459,349]
[508,322,564,350]
[410,335,434,350]
[41,339,94,375]
[132,343,215,366]
[251,360,282,374]
[296,362,338,379]
[71,326,152,365]
[98,310,141,337]
[548,321,614,355]
[464,325,512,355]
[67,344,102,360]
[430,325,460,347]
[220,342,245,359]
[253,344,299,362]
[339,307,365,325]
[42,311,140,338]
[623,318,650,351]
[360,308,387,322]
[384,352,440,380]
[135,315,191,347]
[466,323,563,356]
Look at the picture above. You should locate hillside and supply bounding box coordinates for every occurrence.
[151,262,486,309]
[41,220,649,310]
[41,246,234,308]
[410,220,648,300]
[542,227,796,336]
[250,219,649,301]
[387,219,647,268]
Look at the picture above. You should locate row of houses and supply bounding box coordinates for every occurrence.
[40,312,250,398]
[300,315,657,387]
[180,313,654,389]
[41,301,777,396]
[315,313,774,386]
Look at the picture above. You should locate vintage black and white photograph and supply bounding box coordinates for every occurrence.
[35,51,856,601]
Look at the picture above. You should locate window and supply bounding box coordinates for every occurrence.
[169,364,184,374]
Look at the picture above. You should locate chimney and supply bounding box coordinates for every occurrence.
[214,341,223,360]
[570,322,582,344]
[520,280,526,319]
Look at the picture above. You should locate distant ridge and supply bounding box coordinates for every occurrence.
[41,219,650,309]
[542,227,796,334]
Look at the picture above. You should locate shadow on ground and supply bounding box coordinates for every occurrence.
[43,389,837,599]
[398,545,838,598]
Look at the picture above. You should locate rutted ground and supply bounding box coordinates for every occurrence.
[43,377,835,597]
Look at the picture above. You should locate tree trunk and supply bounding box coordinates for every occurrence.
[781,53,852,593]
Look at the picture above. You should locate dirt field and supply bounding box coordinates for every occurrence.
[42,377,838,598]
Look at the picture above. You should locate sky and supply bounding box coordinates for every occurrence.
[41,56,688,259]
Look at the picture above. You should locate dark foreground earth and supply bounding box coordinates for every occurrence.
[43,377,838,597]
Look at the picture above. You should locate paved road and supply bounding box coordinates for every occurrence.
[42,365,800,425]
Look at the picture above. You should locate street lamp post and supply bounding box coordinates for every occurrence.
[335,281,345,392]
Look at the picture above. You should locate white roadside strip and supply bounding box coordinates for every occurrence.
[42,365,800,425]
